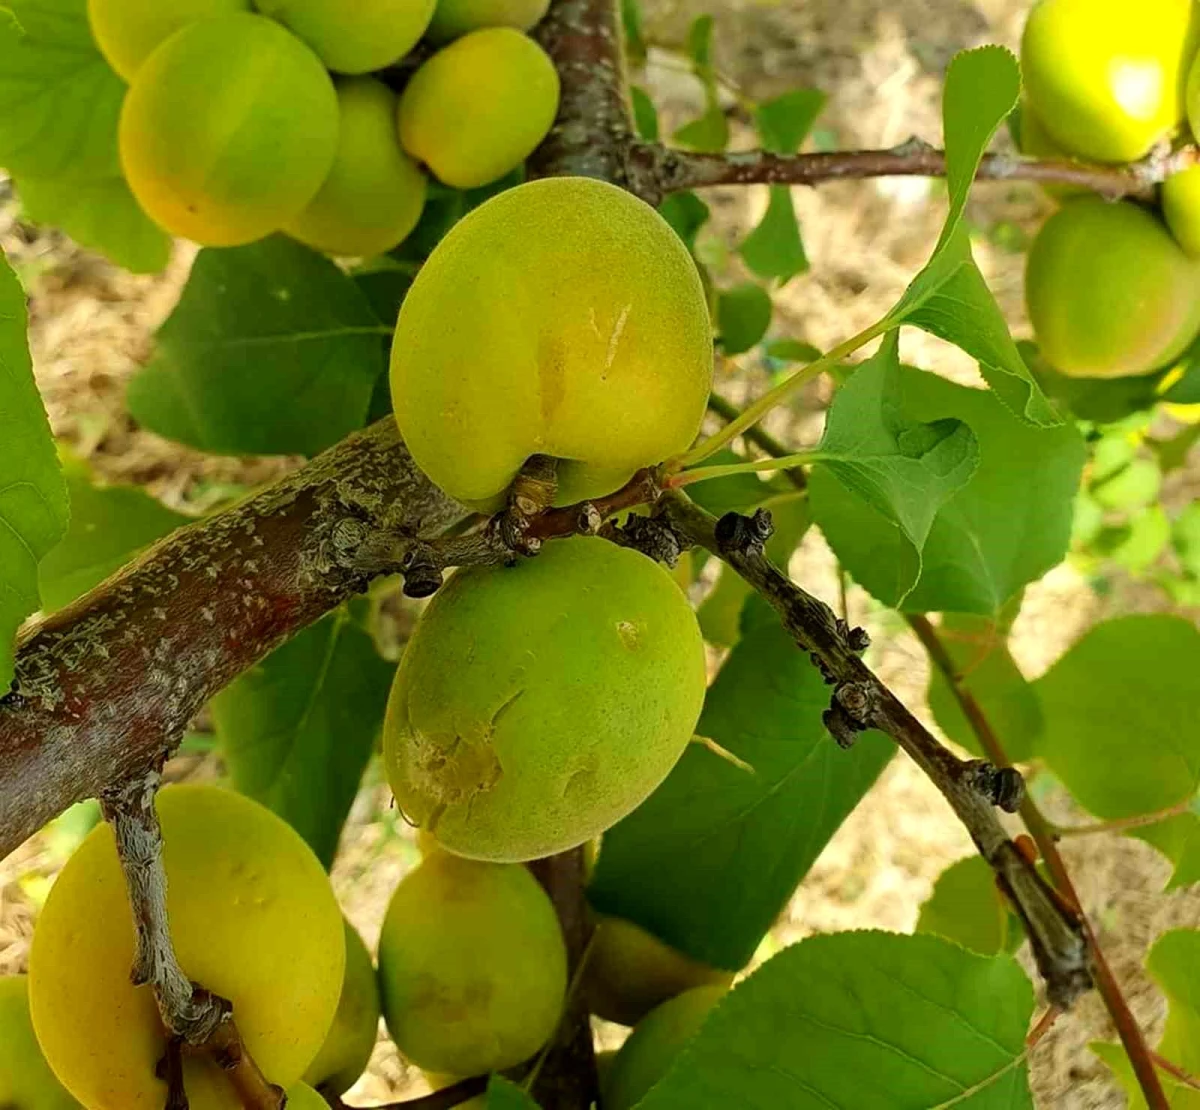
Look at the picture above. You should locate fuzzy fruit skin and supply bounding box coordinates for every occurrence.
[119,14,338,247]
[1020,0,1197,163]
[581,916,734,1027]
[425,0,549,42]
[383,537,707,862]
[1163,165,1200,256]
[397,29,559,189]
[603,985,727,1110]
[286,78,427,258]
[28,785,345,1110]
[1025,197,1200,379]
[253,0,435,74]
[303,921,381,1095]
[87,0,251,81]
[0,976,80,1110]
[390,177,712,509]
[377,853,567,1075]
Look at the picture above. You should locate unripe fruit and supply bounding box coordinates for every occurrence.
[1020,0,1197,163]
[29,785,345,1110]
[397,29,559,189]
[384,537,707,862]
[254,0,436,74]
[582,916,734,1027]
[1025,198,1200,379]
[425,0,550,43]
[603,985,727,1110]
[285,1084,329,1110]
[1016,103,1085,202]
[303,921,381,1095]
[1163,166,1200,256]
[87,0,251,81]
[119,14,338,247]
[377,853,567,1075]
[0,976,80,1110]
[390,177,712,509]
[286,78,427,258]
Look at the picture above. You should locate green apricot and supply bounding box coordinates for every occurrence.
[425,0,550,43]
[1163,166,1200,256]
[1025,197,1200,379]
[383,537,707,862]
[287,78,427,258]
[303,921,381,1095]
[396,29,559,189]
[582,916,734,1027]
[603,985,727,1110]
[377,853,567,1075]
[390,177,712,509]
[1016,103,1086,202]
[284,1084,328,1110]
[0,975,80,1110]
[1021,0,1197,163]
[254,0,435,74]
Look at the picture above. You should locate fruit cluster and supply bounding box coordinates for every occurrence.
[1020,0,1200,380]
[89,0,561,253]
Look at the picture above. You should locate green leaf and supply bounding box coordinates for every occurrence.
[717,283,772,355]
[619,0,646,66]
[754,88,826,154]
[351,258,415,330]
[684,14,714,69]
[1093,505,1171,572]
[486,1077,541,1110]
[927,613,1041,762]
[212,607,395,868]
[658,192,710,254]
[1027,342,1166,423]
[1150,421,1200,474]
[1174,501,1200,578]
[1091,456,1161,511]
[639,931,1034,1110]
[588,622,893,971]
[38,455,189,612]
[1132,809,1200,890]
[1092,1043,1198,1110]
[1035,615,1200,820]
[631,85,659,141]
[0,0,123,180]
[15,175,170,275]
[811,363,1084,614]
[0,250,68,688]
[739,187,808,284]
[673,104,729,153]
[127,237,387,457]
[917,856,1020,956]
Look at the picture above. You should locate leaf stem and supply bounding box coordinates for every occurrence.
[671,450,823,487]
[1050,800,1195,838]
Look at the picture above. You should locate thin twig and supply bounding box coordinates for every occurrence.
[1151,1052,1200,1092]
[906,614,1169,1110]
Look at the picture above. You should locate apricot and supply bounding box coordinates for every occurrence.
[425,0,550,43]
[383,537,706,862]
[1016,103,1085,201]
[602,985,727,1110]
[285,1084,328,1110]
[287,78,427,258]
[1020,0,1197,163]
[28,785,345,1110]
[1025,197,1200,378]
[87,0,251,81]
[396,29,559,189]
[390,177,712,508]
[304,921,381,1095]
[1164,166,1200,257]
[376,852,567,1075]
[254,0,435,74]
[0,976,80,1110]
[581,916,733,1027]
[119,14,338,246]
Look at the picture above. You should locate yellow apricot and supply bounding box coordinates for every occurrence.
[377,853,567,1075]
[581,916,733,1027]
[1163,165,1200,256]
[1021,0,1197,163]
[1016,103,1086,202]
[303,921,381,1095]
[397,29,559,189]
[28,785,344,1110]
[0,975,80,1110]
[425,0,550,43]
[119,14,338,246]
[255,0,435,74]
[87,0,251,81]
[390,177,712,509]
[287,78,428,257]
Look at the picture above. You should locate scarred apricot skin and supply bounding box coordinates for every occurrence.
[119,14,338,247]
[396,29,560,189]
[1025,197,1200,379]
[0,976,80,1110]
[28,785,345,1110]
[425,0,550,43]
[376,853,567,1075]
[383,537,707,862]
[390,177,712,509]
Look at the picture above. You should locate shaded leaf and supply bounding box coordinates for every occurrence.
[717,283,772,355]
[755,88,826,154]
[1132,809,1200,890]
[917,855,1021,956]
[673,104,729,153]
[658,191,710,254]
[684,14,714,68]
[620,0,646,66]
[739,187,807,284]
[486,1077,541,1110]
[631,85,659,141]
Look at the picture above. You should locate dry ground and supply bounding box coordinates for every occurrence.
[3,0,1200,1106]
